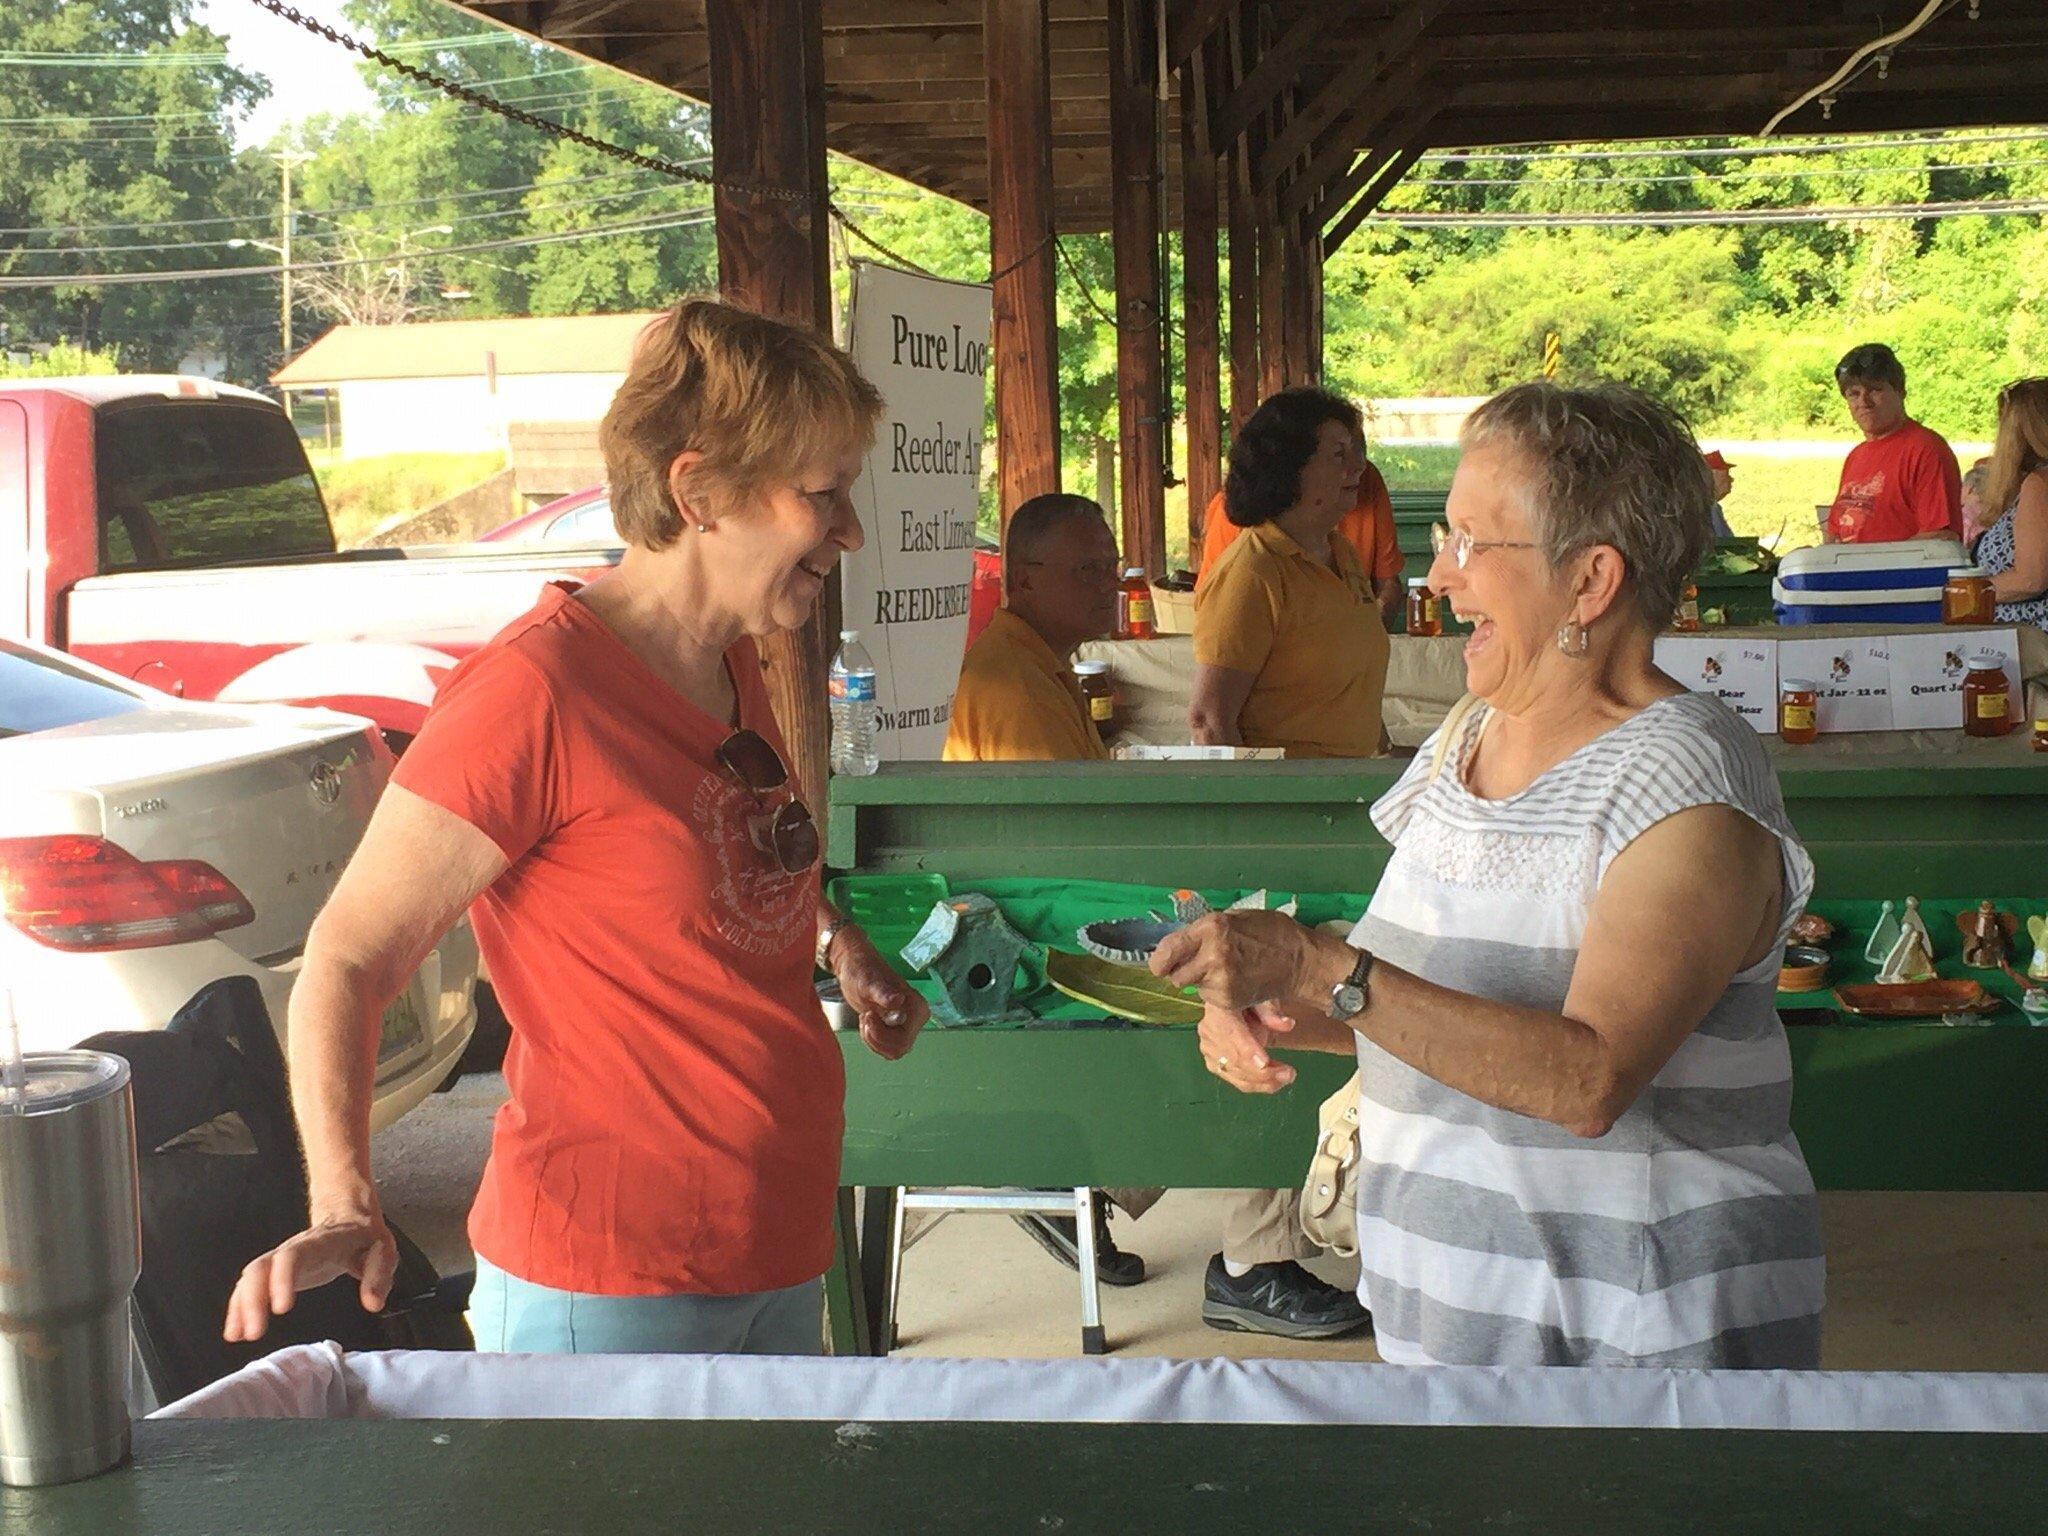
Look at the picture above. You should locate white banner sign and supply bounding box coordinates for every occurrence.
[1777,635,1893,734]
[1887,627,2021,731]
[838,261,990,762]
[1653,636,1779,733]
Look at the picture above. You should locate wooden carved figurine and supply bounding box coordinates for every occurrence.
[1955,901,2018,970]
[1876,925,1937,986]
[1863,901,1902,966]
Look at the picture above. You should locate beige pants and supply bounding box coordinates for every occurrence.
[1220,1187,1320,1265]
[1101,1187,1321,1265]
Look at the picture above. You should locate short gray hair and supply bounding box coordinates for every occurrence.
[1461,382,1713,627]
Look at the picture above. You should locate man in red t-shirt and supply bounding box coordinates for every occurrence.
[1826,343,1963,544]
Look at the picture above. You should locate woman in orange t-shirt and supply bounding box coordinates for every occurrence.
[223,300,928,1356]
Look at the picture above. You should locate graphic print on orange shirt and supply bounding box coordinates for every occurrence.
[688,772,815,957]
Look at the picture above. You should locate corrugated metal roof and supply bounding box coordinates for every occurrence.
[272,311,662,386]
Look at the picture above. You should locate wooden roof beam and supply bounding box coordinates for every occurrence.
[1253,0,1448,188]
[1278,44,1437,223]
[1167,0,1240,69]
[1309,90,1438,231]
[1322,139,1426,255]
[1210,0,1370,150]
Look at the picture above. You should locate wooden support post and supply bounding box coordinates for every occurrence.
[985,0,1061,520]
[1305,227,1325,383]
[1224,18,1261,433]
[708,0,832,813]
[1107,0,1166,577]
[1258,216,1289,396]
[1180,38,1223,557]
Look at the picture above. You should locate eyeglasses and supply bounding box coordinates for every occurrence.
[1430,523,1540,569]
[715,729,820,874]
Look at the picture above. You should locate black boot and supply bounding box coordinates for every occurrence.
[1014,1200,1146,1286]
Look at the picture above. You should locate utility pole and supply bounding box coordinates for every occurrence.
[275,150,312,419]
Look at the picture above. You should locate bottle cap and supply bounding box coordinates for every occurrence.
[839,629,858,641]
[1407,576,1430,589]
[1074,660,1109,676]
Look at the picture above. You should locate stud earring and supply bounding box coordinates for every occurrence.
[697,520,715,534]
[1556,619,1590,658]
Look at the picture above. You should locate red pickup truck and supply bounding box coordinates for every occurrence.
[2,375,615,741]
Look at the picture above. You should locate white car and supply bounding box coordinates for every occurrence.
[0,638,475,1130]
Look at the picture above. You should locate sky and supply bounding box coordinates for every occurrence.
[198,0,375,147]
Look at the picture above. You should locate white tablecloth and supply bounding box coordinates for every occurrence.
[157,1343,2048,1434]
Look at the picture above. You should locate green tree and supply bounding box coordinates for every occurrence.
[0,0,271,373]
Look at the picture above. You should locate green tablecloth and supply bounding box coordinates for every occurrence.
[850,878,2048,1028]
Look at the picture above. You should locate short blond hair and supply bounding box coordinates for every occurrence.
[600,298,884,549]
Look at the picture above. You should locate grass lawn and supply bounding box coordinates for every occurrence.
[1372,440,1845,555]
[310,449,507,548]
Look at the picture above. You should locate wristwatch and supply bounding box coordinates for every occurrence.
[1328,945,1375,1021]
[815,916,852,974]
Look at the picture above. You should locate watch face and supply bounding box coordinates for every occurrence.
[1332,983,1366,1019]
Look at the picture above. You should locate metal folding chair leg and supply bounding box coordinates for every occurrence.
[885,1185,909,1351]
[1074,1187,1105,1356]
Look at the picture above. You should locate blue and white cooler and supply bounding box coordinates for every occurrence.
[1772,539,1965,625]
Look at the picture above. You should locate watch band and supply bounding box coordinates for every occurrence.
[815,916,852,973]
[1328,944,1374,1021]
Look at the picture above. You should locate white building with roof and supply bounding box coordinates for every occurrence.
[271,311,658,460]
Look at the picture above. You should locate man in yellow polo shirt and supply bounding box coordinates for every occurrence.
[943,493,1149,1287]
[944,493,1118,763]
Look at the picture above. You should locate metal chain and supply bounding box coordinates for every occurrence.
[831,204,1054,288]
[240,0,807,204]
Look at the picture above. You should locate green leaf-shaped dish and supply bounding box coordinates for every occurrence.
[1044,948,1204,1026]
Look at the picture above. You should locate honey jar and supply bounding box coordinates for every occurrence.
[2034,713,2048,753]
[1963,653,2012,738]
[1672,582,1702,632]
[1779,678,1818,745]
[1074,660,1115,731]
[1943,566,1996,625]
[1117,567,1155,639]
[1405,578,1441,637]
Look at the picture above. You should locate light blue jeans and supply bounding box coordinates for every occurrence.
[467,1255,825,1356]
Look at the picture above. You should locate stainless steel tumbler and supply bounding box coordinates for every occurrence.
[0,1051,141,1487]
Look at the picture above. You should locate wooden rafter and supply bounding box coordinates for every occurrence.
[1166,0,1240,69]
[1278,43,1439,224]
[1210,0,1368,150]
[1309,90,1441,231]
[1323,141,1426,255]
[1253,0,1449,194]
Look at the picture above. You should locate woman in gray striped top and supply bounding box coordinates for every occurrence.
[1154,382,1824,1369]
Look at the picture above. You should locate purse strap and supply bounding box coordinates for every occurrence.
[1428,692,1482,784]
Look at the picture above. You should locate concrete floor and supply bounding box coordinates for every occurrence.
[375,1072,2048,1370]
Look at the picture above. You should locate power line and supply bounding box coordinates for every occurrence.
[1419,158,2048,190]
[1370,196,2048,229]
[0,206,719,289]
[1421,129,2048,164]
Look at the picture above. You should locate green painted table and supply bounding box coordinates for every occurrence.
[6,1418,2043,1534]
[823,740,2048,1353]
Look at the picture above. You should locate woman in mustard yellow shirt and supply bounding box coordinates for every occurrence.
[1190,388,1391,759]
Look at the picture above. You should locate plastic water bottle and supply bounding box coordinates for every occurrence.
[829,629,879,776]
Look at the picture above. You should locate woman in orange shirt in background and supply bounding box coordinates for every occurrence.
[1197,424,1404,628]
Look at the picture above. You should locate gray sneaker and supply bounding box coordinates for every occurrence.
[1201,1255,1371,1339]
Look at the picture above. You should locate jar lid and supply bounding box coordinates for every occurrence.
[1948,565,1988,579]
[0,1051,129,1118]
[1406,576,1431,588]
[1967,651,2008,670]
[1122,567,1145,579]
[1781,677,1818,691]
[1073,660,1109,676]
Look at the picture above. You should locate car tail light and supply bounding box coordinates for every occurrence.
[0,835,255,953]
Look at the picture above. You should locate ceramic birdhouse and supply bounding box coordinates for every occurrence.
[900,894,1045,1023]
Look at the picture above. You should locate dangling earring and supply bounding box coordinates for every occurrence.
[1556,619,1590,658]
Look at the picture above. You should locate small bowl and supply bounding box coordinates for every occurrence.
[1779,945,1831,992]
[1076,916,1184,965]
[1789,914,1836,947]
